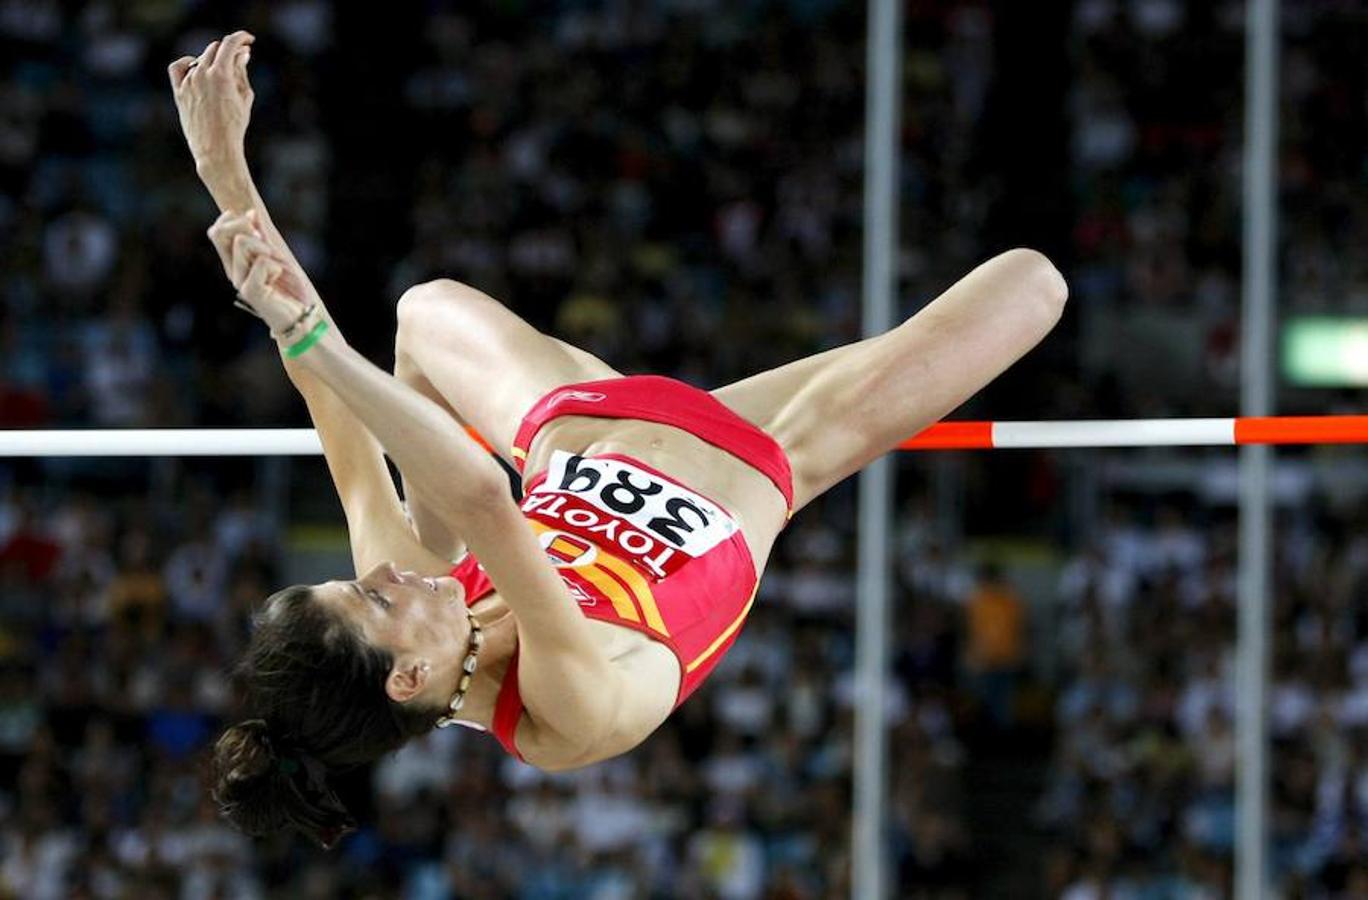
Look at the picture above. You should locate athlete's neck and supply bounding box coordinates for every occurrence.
[439,599,516,731]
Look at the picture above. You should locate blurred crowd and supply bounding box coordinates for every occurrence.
[1037,8,1368,894]
[2,0,1367,897]
[1038,502,1368,899]
[1066,0,1368,416]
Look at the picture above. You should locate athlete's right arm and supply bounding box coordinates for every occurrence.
[168,31,302,275]
[172,34,454,578]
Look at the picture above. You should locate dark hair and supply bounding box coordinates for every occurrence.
[210,584,442,848]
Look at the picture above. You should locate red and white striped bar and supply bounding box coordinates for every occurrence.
[0,416,1366,457]
[899,416,1368,450]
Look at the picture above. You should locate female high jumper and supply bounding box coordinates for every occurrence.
[170,32,1067,847]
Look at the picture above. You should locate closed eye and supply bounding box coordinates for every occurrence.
[350,582,390,610]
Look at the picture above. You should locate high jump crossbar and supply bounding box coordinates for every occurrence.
[899,415,1368,450]
[0,415,1363,457]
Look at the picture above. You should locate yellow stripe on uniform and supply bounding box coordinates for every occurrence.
[548,537,584,559]
[572,565,642,623]
[685,586,757,674]
[594,552,669,636]
[511,447,527,460]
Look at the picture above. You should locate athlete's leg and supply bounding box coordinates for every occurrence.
[392,349,468,560]
[394,278,621,459]
[712,249,1068,511]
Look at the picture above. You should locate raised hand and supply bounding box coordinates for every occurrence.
[168,30,256,174]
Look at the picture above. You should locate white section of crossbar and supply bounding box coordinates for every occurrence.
[0,429,323,457]
[992,418,1236,448]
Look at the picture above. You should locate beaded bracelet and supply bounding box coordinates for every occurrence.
[270,301,320,342]
[233,283,329,358]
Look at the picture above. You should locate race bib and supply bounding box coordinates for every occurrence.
[522,451,738,580]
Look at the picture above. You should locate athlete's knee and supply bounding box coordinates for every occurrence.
[995,248,1069,324]
[395,278,490,348]
[397,278,477,322]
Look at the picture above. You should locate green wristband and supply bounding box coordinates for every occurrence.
[285,319,330,358]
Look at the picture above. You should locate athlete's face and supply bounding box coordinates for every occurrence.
[311,560,470,704]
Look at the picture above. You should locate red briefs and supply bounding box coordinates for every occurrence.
[448,375,793,761]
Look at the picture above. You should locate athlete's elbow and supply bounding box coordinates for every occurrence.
[427,469,514,537]
[999,247,1069,330]
[448,470,516,518]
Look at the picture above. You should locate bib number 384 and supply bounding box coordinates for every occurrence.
[523,451,738,578]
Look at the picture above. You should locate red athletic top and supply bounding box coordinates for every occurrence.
[450,375,792,762]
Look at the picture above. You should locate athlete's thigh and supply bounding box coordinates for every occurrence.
[711,338,887,510]
[713,249,1067,510]
[395,279,621,457]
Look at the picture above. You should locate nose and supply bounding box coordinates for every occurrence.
[378,561,403,584]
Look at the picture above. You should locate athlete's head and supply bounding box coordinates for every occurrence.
[210,561,469,847]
